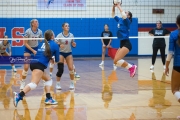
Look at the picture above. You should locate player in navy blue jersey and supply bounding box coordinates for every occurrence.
[165,14,180,103]
[112,2,137,78]
[13,30,59,107]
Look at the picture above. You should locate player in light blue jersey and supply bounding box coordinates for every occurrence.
[165,14,180,104]
[20,19,43,90]
[112,2,137,78]
[13,30,59,107]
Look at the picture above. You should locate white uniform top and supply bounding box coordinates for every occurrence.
[24,28,43,47]
[0,41,11,54]
[55,32,74,53]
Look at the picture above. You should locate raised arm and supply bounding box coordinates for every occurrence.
[116,3,127,19]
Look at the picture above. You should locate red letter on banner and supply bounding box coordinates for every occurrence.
[0,27,6,39]
[12,27,24,47]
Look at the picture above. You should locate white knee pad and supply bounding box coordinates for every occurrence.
[116,59,125,67]
[22,70,28,76]
[50,63,54,68]
[27,82,37,90]
[174,91,180,100]
[69,70,74,75]
[44,79,52,86]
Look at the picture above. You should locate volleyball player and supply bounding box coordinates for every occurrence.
[0,35,17,72]
[20,19,43,90]
[112,2,137,77]
[165,14,180,103]
[13,30,59,107]
[55,22,76,90]
[99,24,117,70]
[149,21,170,70]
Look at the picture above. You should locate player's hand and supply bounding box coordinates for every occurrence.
[165,67,169,76]
[33,50,37,55]
[50,58,55,64]
[103,44,106,48]
[60,44,65,49]
[72,42,76,47]
[107,45,111,48]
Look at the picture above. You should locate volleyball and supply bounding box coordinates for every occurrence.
[113,0,122,5]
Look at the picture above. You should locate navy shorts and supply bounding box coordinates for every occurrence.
[120,39,132,51]
[173,66,180,73]
[60,52,72,58]
[30,62,47,72]
[24,47,38,54]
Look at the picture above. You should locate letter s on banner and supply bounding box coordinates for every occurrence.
[12,27,24,47]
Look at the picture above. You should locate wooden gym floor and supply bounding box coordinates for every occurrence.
[0,57,179,120]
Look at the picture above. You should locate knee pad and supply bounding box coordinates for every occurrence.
[69,70,74,75]
[116,59,125,67]
[44,79,52,86]
[49,63,54,68]
[27,82,37,90]
[56,62,64,77]
[22,70,28,76]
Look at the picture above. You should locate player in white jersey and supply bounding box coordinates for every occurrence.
[0,35,16,72]
[55,22,77,90]
[20,19,43,90]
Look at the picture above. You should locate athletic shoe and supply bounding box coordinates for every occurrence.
[113,64,117,70]
[56,82,61,90]
[13,92,22,107]
[13,68,17,72]
[74,73,80,78]
[99,66,104,70]
[45,97,58,105]
[128,65,137,78]
[69,81,75,90]
[99,62,104,66]
[20,81,25,90]
[150,65,154,70]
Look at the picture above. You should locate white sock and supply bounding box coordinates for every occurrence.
[12,65,15,69]
[174,91,180,101]
[101,61,104,64]
[74,72,77,74]
[21,79,25,82]
[71,80,74,84]
[57,81,60,84]
[50,72,52,75]
[125,63,132,69]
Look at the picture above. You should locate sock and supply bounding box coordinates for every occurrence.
[101,61,104,64]
[50,72,52,75]
[125,63,132,69]
[19,91,25,98]
[71,80,74,84]
[57,81,60,84]
[12,65,15,69]
[46,93,51,99]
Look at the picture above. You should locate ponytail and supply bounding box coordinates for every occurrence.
[44,39,52,59]
[176,14,180,46]
[44,30,54,59]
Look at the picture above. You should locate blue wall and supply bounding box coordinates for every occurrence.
[0,18,138,56]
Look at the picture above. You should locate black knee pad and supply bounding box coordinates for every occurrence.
[56,62,64,77]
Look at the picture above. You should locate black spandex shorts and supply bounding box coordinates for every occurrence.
[60,52,72,59]
[103,40,110,46]
[173,66,180,73]
[30,62,47,72]
[120,39,132,51]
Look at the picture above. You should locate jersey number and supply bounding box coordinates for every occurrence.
[41,43,45,49]
[65,40,68,45]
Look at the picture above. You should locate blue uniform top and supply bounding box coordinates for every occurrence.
[114,16,131,40]
[168,29,180,66]
[35,40,59,67]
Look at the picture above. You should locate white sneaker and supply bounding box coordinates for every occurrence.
[113,64,117,70]
[20,81,25,90]
[150,65,154,70]
[56,82,61,90]
[99,62,104,66]
[74,73,80,78]
[69,81,75,90]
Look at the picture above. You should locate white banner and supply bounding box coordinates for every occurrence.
[37,0,86,10]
